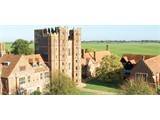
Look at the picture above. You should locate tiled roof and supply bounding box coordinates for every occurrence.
[0,54,22,78]
[25,54,44,63]
[0,54,48,78]
[81,51,111,65]
[144,55,160,75]
[24,54,49,72]
[121,54,155,64]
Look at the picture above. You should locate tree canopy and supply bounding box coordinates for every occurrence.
[46,72,78,95]
[11,39,33,55]
[96,55,123,84]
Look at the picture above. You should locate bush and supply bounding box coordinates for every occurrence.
[96,55,123,84]
[121,79,156,95]
[47,72,79,95]
[156,86,160,94]
[32,87,41,95]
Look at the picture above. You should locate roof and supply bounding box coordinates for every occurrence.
[81,51,111,65]
[25,54,44,63]
[0,54,22,78]
[144,55,160,75]
[121,54,155,64]
[0,54,48,78]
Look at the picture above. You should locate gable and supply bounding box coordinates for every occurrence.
[130,60,153,77]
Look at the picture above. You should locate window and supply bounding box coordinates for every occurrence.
[28,76,31,82]
[76,73,78,76]
[40,73,43,79]
[62,69,64,73]
[62,62,64,66]
[37,62,43,66]
[19,66,26,71]
[68,49,71,56]
[76,66,78,70]
[2,61,11,66]
[19,77,25,85]
[45,72,49,78]
[135,73,148,81]
[32,63,37,67]
[68,63,71,70]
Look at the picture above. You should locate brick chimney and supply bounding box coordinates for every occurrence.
[106,44,109,51]
[93,51,96,61]
[142,55,145,60]
[81,49,85,58]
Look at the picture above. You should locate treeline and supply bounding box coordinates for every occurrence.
[82,40,160,43]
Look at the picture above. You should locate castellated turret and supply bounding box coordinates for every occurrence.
[34,27,81,84]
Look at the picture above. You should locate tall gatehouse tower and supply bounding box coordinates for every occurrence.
[34,27,81,84]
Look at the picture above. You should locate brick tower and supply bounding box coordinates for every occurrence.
[34,27,81,84]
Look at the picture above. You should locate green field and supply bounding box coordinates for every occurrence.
[82,42,160,56]
[6,42,160,57]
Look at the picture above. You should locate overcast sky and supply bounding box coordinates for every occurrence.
[0,25,160,42]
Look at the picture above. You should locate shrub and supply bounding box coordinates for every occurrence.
[47,72,79,95]
[121,79,156,95]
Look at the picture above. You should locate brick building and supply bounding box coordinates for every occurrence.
[81,49,111,78]
[129,55,160,87]
[0,54,49,95]
[34,27,81,84]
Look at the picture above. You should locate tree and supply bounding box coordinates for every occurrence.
[46,72,79,95]
[121,79,156,95]
[11,39,33,55]
[96,55,123,84]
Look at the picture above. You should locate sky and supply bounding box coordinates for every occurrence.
[0,25,160,42]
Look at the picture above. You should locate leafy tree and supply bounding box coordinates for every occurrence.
[121,79,156,95]
[11,39,33,55]
[47,72,79,95]
[96,55,123,84]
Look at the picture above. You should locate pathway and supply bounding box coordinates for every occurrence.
[79,87,117,95]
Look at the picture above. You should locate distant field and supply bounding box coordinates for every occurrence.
[5,42,160,57]
[82,42,160,56]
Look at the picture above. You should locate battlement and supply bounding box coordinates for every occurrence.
[35,26,81,40]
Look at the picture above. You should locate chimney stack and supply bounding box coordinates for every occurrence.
[93,51,96,61]
[106,44,109,51]
[81,49,85,58]
[142,56,145,60]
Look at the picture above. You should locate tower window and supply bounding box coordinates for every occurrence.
[68,49,71,56]
[69,63,71,70]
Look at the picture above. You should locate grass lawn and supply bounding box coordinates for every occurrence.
[84,80,122,94]
[82,42,160,57]
[78,90,95,95]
